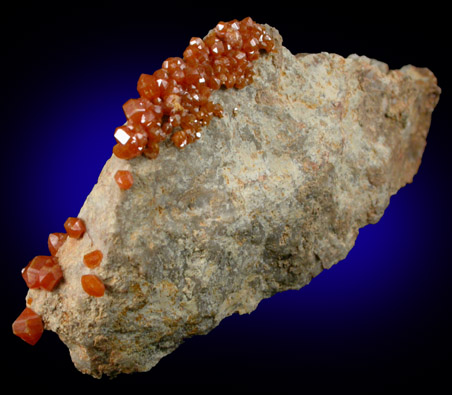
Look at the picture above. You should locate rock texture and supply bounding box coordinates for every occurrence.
[25,25,440,378]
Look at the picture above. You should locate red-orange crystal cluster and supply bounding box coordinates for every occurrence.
[12,307,44,346]
[112,17,275,160]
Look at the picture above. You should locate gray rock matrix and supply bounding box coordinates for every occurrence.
[26,25,440,377]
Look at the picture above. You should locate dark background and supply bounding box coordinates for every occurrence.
[2,2,450,393]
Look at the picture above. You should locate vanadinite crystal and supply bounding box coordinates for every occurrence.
[48,232,68,256]
[64,217,86,239]
[112,17,274,161]
[114,170,134,190]
[83,250,103,269]
[12,307,44,345]
[22,255,63,291]
[81,274,105,297]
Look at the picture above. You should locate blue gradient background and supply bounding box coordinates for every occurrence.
[2,4,451,393]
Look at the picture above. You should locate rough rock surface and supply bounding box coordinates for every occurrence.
[25,25,440,378]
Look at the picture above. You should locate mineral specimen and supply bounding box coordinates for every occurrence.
[13,18,440,378]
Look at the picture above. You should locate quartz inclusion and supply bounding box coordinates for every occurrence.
[25,24,440,378]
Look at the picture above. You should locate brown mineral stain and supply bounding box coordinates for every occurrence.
[131,283,142,294]
[158,280,179,303]
[303,158,320,172]
[186,325,200,336]
[279,225,290,246]
[162,316,183,337]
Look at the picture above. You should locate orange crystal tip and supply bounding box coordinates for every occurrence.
[64,217,86,239]
[22,256,47,289]
[83,250,103,269]
[39,259,64,291]
[48,232,68,256]
[114,170,134,190]
[12,307,44,346]
[81,274,105,297]
[22,255,63,291]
